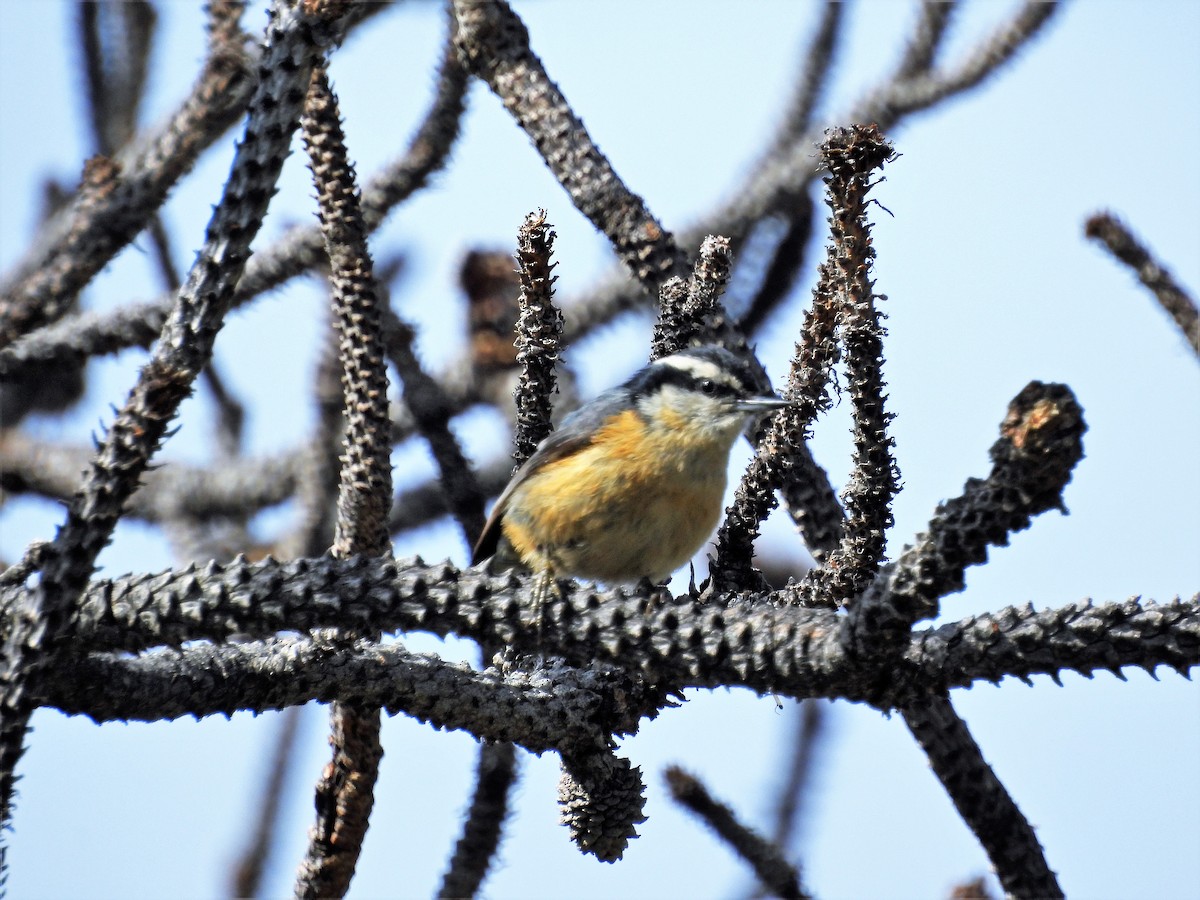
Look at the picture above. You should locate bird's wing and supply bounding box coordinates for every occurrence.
[471,388,630,564]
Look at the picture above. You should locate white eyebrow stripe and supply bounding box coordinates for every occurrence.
[659,355,727,382]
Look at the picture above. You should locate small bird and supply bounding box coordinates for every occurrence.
[472,345,788,589]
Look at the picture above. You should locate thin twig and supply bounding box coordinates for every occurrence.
[666,766,808,900]
[1085,211,1199,357]
[230,706,305,899]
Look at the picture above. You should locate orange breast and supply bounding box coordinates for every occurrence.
[501,410,729,583]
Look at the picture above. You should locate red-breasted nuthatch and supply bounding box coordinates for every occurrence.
[472,345,788,586]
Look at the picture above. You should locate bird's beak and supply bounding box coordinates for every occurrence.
[735,395,789,414]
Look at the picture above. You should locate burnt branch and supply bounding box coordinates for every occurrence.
[666,766,808,900]
[842,381,1086,658]
[0,0,349,829]
[0,15,468,376]
[1085,212,1199,357]
[903,694,1062,899]
[0,24,256,346]
[451,0,686,294]
[651,235,735,359]
[790,125,899,608]
[712,126,897,591]
[512,209,563,465]
[31,556,1196,702]
[295,60,394,899]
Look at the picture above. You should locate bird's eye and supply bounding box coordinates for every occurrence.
[698,379,717,395]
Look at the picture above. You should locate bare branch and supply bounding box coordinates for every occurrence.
[295,60,394,899]
[789,125,899,607]
[451,0,686,293]
[230,707,304,900]
[0,27,256,346]
[903,694,1062,899]
[1085,211,1199,357]
[40,555,1198,701]
[651,235,735,359]
[0,16,468,374]
[666,766,808,900]
[436,741,519,900]
[0,0,348,829]
[842,381,1086,656]
[713,125,897,591]
[769,700,826,855]
[512,209,563,465]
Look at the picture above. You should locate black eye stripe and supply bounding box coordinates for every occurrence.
[628,363,744,400]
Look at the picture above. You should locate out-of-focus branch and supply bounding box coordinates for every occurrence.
[1085,211,1199,357]
[666,767,808,900]
[436,741,518,900]
[558,2,1061,347]
[769,699,825,855]
[0,22,257,346]
[735,202,815,337]
[0,13,468,374]
[79,1,157,156]
[229,706,304,900]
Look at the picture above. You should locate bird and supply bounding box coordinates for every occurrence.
[471,344,788,592]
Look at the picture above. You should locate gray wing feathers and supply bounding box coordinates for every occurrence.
[470,387,631,564]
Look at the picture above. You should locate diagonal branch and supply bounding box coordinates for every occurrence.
[0,0,347,834]
[903,693,1062,899]
[0,20,256,346]
[451,0,686,294]
[1085,211,1199,357]
[841,380,1086,657]
[666,766,808,900]
[0,14,468,376]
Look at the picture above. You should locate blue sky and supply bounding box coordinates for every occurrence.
[2,2,1198,898]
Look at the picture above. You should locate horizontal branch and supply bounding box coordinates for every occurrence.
[18,551,1195,710]
[44,637,648,755]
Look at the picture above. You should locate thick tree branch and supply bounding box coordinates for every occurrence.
[903,693,1062,899]
[0,0,348,829]
[31,554,1196,703]
[451,0,686,294]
